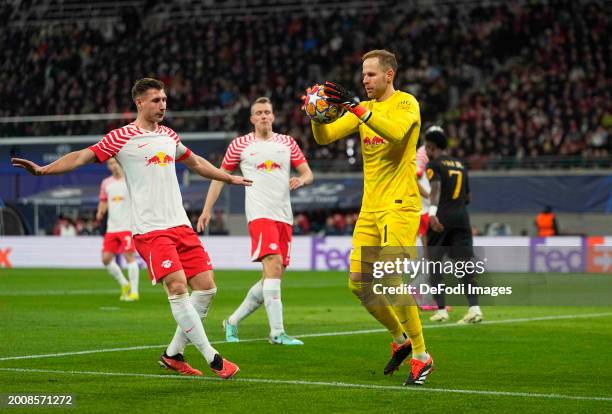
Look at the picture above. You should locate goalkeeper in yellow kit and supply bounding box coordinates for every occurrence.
[308,49,433,385]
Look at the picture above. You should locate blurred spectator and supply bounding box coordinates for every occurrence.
[344,212,358,235]
[293,212,310,235]
[208,209,229,235]
[323,216,340,236]
[484,222,512,236]
[53,215,77,236]
[331,213,346,235]
[79,217,101,235]
[1,1,609,168]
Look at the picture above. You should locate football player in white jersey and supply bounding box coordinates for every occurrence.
[197,97,313,345]
[96,158,140,301]
[12,78,251,379]
[414,144,438,311]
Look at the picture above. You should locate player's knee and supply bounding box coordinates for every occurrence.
[349,271,363,283]
[348,278,361,297]
[263,255,283,278]
[102,252,115,266]
[348,277,372,301]
[164,279,188,296]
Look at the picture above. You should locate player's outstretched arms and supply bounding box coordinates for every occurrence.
[195,173,250,233]
[182,153,252,186]
[12,149,96,176]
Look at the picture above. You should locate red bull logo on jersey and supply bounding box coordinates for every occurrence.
[111,196,125,203]
[146,152,174,167]
[256,160,282,172]
[363,136,385,146]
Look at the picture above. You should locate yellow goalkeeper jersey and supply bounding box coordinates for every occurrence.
[312,90,421,213]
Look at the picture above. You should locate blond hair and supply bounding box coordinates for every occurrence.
[362,49,398,72]
[251,97,273,113]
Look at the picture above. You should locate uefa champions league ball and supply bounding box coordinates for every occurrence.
[304,84,346,124]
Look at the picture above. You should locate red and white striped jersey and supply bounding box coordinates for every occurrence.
[89,123,192,235]
[99,175,131,233]
[221,132,307,224]
[416,145,430,213]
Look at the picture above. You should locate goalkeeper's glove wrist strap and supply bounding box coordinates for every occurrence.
[352,105,371,122]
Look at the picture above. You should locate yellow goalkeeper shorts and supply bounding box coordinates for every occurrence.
[349,208,420,273]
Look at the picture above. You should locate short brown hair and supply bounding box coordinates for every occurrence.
[131,78,165,101]
[362,49,398,72]
[251,97,272,113]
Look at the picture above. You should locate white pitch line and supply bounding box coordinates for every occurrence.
[0,367,610,402]
[1,312,611,362]
[0,289,121,297]
[0,283,339,297]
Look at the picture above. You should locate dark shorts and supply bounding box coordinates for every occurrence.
[427,225,474,261]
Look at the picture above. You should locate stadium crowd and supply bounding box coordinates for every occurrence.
[1,0,610,168]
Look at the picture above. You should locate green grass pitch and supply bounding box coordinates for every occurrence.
[0,268,611,413]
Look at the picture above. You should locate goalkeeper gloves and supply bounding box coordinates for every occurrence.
[323,81,372,122]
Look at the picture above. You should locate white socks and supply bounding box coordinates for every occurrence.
[263,278,284,337]
[436,309,449,318]
[167,292,217,363]
[469,305,482,315]
[126,261,139,295]
[105,261,128,287]
[166,289,217,357]
[228,280,264,326]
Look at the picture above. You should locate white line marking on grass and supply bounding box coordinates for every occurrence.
[0,284,336,297]
[0,289,120,296]
[1,312,611,362]
[0,367,610,402]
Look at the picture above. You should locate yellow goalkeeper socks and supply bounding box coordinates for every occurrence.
[348,279,406,344]
[382,276,427,355]
[396,306,426,355]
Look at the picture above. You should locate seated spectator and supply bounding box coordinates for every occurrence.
[323,216,341,236]
[208,209,229,235]
[53,215,77,236]
[293,212,310,235]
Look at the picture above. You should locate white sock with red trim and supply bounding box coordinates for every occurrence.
[126,261,139,295]
[105,261,128,287]
[166,289,217,356]
[263,278,284,337]
[228,280,263,326]
[167,293,217,363]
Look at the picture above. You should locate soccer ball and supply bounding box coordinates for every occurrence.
[304,84,346,124]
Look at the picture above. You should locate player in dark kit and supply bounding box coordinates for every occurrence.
[424,126,483,324]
